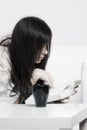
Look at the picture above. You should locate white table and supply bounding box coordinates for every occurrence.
[0,104,87,130]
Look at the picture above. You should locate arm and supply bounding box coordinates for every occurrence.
[0,46,18,104]
[30,68,53,87]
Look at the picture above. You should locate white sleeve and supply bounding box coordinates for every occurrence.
[0,46,18,103]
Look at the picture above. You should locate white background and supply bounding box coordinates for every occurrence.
[0,0,87,86]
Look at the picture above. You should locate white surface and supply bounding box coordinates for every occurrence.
[0,104,87,129]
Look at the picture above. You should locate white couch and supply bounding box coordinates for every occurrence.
[81,60,87,103]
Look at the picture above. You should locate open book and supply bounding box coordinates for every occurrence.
[25,82,78,104]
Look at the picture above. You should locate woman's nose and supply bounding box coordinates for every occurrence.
[44,49,48,54]
[42,46,48,55]
[43,48,48,55]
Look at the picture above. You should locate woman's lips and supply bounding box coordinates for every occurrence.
[39,57,44,60]
[40,56,45,59]
[39,55,44,59]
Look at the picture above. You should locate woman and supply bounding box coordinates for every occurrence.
[0,16,53,104]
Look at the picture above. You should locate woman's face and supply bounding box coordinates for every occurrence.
[35,45,48,64]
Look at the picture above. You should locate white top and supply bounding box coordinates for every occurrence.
[0,46,18,103]
[0,104,87,129]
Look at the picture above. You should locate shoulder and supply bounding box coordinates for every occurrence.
[0,45,9,56]
[0,46,11,71]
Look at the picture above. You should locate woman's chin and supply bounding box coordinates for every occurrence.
[35,60,42,64]
[35,58,44,64]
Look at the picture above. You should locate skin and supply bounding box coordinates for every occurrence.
[31,45,53,87]
[35,46,48,64]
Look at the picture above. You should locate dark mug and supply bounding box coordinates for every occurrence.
[32,80,49,107]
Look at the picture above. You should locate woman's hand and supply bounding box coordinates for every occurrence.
[30,68,53,87]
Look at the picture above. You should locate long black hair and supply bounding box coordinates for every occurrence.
[0,17,52,103]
